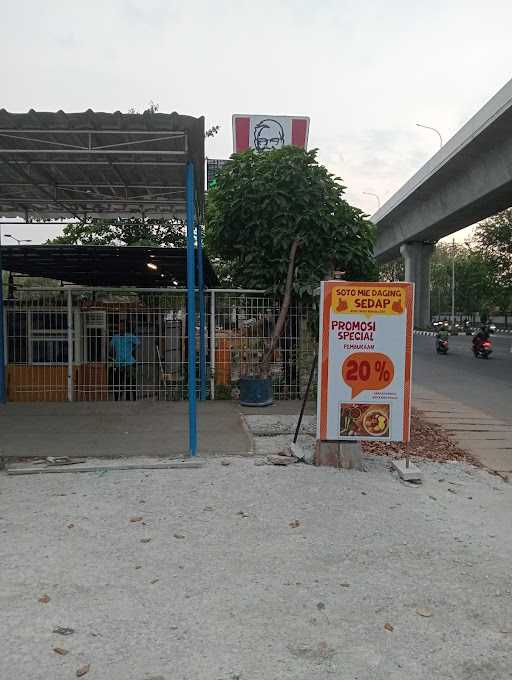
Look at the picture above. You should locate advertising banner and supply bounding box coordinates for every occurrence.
[232,115,309,153]
[317,281,414,442]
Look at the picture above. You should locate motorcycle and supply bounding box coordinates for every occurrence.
[473,338,493,359]
[436,338,449,354]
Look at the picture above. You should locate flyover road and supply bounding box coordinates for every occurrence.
[413,333,512,424]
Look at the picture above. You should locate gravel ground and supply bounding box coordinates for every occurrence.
[1,456,512,680]
[243,410,472,465]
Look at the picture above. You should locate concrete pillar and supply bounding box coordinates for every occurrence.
[400,242,435,328]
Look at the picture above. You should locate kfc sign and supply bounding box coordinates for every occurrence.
[232,115,310,153]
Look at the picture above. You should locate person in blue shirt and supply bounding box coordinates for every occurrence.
[110,320,140,401]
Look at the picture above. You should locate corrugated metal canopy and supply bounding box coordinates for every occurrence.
[0,109,204,220]
[1,245,218,288]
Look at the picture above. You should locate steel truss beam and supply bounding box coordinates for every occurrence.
[2,160,186,166]
[0,129,188,155]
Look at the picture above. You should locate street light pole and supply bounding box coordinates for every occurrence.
[451,238,456,329]
[415,123,443,149]
[363,191,381,210]
[0,225,5,403]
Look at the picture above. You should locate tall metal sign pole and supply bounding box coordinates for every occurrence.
[186,161,197,456]
[0,226,6,403]
[451,238,456,329]
[197,223,207,400]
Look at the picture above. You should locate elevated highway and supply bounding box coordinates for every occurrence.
[373,78,512,325]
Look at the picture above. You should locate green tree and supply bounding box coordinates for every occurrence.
[455,246,492,319]
[474,209,512,324]
[48,217,186,248]
[475,209,512,287]
[205,146,376,376]
[430,242,493,321]
[205,147,376,295]
[379,259,404,282]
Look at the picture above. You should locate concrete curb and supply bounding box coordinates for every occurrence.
[239,414,256,454]
[415,328,512,336]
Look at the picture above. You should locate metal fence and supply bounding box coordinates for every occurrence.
[2,287,316,402]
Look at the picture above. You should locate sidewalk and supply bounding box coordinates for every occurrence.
[0,401,251,459]
[1,392,509,472]
[414,385,512,474]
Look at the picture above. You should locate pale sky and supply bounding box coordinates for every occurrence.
[2,0,512,245]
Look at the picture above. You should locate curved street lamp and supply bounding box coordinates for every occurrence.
[363,191,381,210]
[415,123,443,149]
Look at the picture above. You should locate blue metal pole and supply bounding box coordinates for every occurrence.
[0,230,6,404]
[186,161,197,456]
[197,222,207,400]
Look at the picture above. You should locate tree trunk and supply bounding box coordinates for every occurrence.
[260,239,300,378]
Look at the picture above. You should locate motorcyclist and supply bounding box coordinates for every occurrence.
[473,324,490,352]
[436,326,449,351]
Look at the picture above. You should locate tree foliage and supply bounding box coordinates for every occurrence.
[428,243,492,319]
[474,209,512,320]
[379,259,404,282]
[475,208,512,288]
[48,217,186,248]
[380,242,494,320]
[205,147,376,298]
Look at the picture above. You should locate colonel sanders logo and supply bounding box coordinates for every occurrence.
[253,119,285,152]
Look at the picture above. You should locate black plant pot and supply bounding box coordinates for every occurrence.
[239,376,273,407]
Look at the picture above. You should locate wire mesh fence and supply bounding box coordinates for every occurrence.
[211,292,316,400]
[2,287,316,402]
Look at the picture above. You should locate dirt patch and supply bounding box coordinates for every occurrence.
[363,408,477,464]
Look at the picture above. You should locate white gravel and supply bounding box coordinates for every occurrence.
[1,456,512,680]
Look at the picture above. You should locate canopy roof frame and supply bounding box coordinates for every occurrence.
[0,109,204,221]
[0,110,206,457]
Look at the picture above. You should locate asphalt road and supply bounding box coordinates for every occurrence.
[413,333,512,423]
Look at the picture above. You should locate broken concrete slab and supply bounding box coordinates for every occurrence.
[6,458,206,475]
[314,441,364,471]
[242,414,316,437]
[392,459,423,482]
[266,455,298,466]
[289,439,316,465]
[253,433,314,456]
